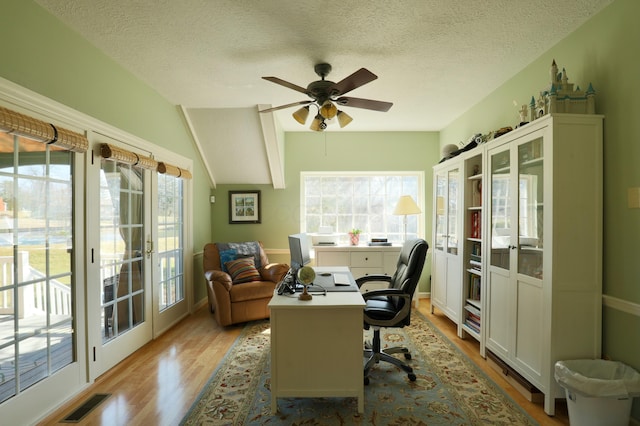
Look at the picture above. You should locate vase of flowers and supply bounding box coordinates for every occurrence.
[348,229,361,246]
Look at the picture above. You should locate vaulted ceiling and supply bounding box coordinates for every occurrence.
[35,0,613,186]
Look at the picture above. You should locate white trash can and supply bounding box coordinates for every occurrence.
[555,359,640,426]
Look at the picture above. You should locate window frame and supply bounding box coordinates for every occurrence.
[300,171,425,244]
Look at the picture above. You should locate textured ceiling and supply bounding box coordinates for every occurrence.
[35,0,613,132]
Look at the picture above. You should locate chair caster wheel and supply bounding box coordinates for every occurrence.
[364,377,370,385]
[408,373,416,382]
[404,353,412,360]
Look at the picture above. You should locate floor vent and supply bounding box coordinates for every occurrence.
[61,393,111,423]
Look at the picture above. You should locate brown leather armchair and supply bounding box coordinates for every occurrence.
[203,242,289,326]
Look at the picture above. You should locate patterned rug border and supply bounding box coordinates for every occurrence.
[181,310,539,425]
[410,309,538,424]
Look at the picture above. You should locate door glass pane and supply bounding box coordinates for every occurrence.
[518,138,544,278]
[434,172,446,251]
[0,134,74,403]
[490,150,511,269]
[158,174,184,311]
[100,160,145,342]
[447,168,459,254]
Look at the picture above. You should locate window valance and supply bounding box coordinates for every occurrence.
[157,162,192,180]
[100,143,158,171]
[0,106,88,152]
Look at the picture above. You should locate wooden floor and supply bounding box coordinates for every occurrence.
[38,299,569,425]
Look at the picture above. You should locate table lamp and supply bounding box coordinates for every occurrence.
[393,195,421,241]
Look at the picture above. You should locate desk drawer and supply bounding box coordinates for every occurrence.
[350,267,383,279]
[316,251,349,266]
[350,252,382,267]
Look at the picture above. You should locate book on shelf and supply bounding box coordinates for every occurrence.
[465,319,480,333]
[468,274,481,300]
[471,177,482,207]
[468,313,481,323]
[470,210,481,239]
[464,303,481,317]
[467,315,481,328]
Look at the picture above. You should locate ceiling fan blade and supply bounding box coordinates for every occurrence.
[259,100,312,113]
[335,96,393,112]
[262,76,308,94]
[331,68,378,96]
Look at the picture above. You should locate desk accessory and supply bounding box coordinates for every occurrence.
[297,266,316,300]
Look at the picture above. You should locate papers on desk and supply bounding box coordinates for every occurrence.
[333,273,351,286]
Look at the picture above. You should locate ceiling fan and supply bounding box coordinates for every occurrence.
[259,63,393,131]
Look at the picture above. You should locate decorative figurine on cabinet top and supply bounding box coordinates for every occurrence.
[530,59,596,121]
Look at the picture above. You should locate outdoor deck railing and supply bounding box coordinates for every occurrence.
[0,253,71,318]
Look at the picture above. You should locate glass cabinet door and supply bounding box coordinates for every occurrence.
[490,149,511,269]
[446,167,459,254]
[434,172,446,252]
[517,138,544,279]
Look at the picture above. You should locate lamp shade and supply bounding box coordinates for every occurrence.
[337,110,353,128]
[393,195,421,215]
[292,106,310,124]
[310,114,324,132]
[319,100,338,119]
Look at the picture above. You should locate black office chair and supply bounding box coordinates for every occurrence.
[356,238,428,385]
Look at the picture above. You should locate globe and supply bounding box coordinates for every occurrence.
[297,266,316,285]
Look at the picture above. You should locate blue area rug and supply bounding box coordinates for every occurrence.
[181,311,537,425]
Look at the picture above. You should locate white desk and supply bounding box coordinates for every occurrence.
[268,266,365,413]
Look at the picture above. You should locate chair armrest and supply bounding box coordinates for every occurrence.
[204,270,233,291]
[261,263,289,283]
[355,274,392,288]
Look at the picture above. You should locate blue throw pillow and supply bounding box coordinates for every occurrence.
[217,241,262,269]
[219,249,237,272]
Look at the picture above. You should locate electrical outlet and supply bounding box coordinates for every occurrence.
[628,188,640,209]
[210,196,215,204]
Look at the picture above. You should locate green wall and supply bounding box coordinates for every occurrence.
[211,131,441,291]
[3,0,638,419]
[0,0,213,303]
[440,0,640,419]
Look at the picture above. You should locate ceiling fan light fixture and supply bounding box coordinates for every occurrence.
[319,100,338,120]
[337,110,353,128]
[292,106,310,124]
[310,114,325,132]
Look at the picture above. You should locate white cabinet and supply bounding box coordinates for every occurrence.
[461,152,485,355]
[484,113,603,415]
[430,159,463,330]
[314,245,401,292]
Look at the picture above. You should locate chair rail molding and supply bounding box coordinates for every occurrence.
[603,294,640,317]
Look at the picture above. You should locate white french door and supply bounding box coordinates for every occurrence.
[151,172,189,335]
[87,135,190,379]
[88,146,153,378]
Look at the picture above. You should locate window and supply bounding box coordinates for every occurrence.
[157,173,184,311]
[0,133,74,403]
[301,172,423,244]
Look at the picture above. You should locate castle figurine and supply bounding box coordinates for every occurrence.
[529,59,596,121]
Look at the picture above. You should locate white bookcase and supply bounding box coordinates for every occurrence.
[483,113,603,415]
[431,113,603,416]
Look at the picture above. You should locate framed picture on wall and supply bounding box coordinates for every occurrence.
[229,190,261,224]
